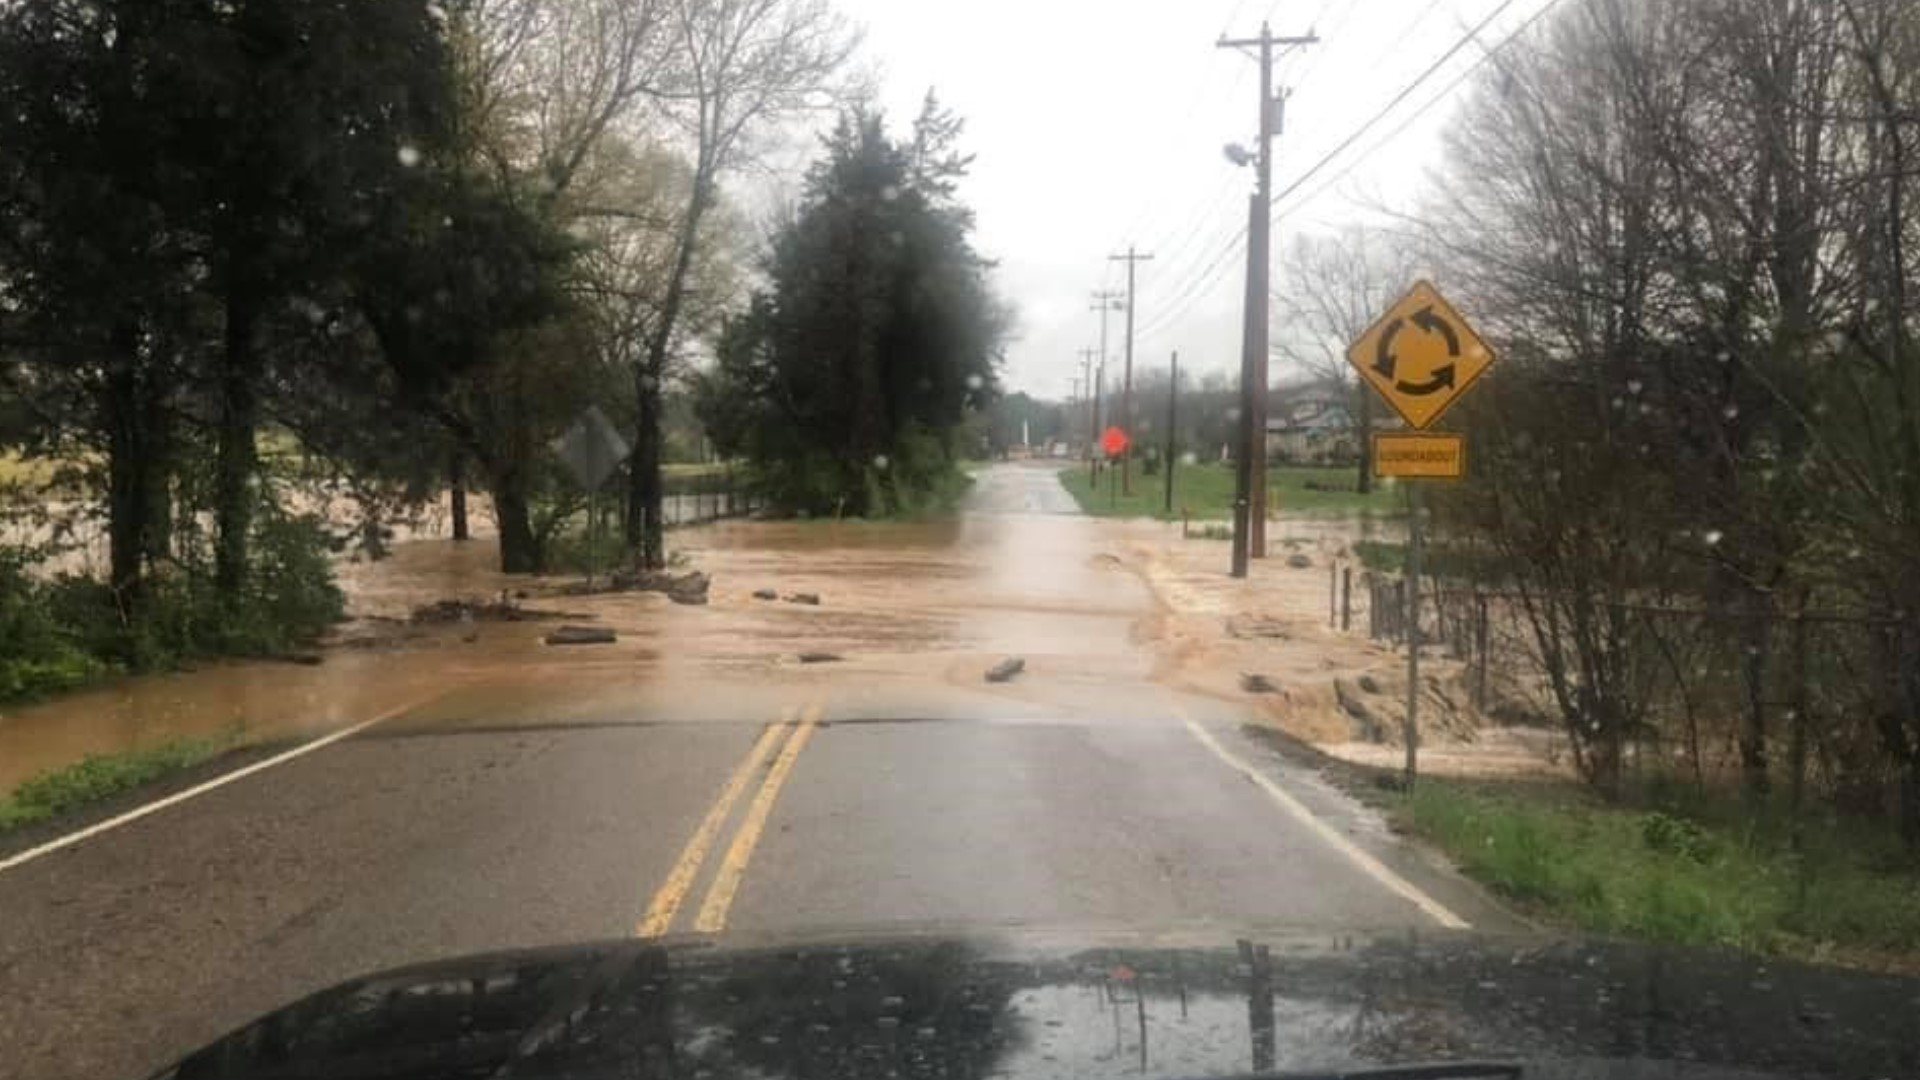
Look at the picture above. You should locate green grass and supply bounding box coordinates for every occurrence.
[1389,777,1920,963]
[0,734,234,832]
[1352,539,1502,580]
[1058,461,1400,520]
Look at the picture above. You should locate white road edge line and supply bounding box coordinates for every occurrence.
[0,694,438,875]
[1178,710,1470,930]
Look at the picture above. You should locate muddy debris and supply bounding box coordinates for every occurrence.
[610,568,710,599]
[985,657,1026,683]
[1334,671,1483,744]
[545,625,617,646]
[1334,677,1394,743]
[1240,673,1279,694]
[411,596,572,625]
[1225,614,1291,639]
[797,651,843,664]
[784,592,821,606]
[752,588,779,601]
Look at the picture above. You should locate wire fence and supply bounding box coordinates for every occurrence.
[657,469,761,528]
[1326,558,1920,816]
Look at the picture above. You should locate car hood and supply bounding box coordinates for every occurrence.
[150,929,1920,1080]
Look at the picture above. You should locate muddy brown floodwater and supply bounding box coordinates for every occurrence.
[0,463,1562,795]
[0,465,1164,791]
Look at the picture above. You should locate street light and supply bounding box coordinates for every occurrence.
[1222,142,1253,168]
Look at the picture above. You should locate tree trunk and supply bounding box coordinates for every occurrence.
[1356,388,1372,495]
[449,451,470,542]
[628,177,713,560]
[493,482,541,574]
[102,335,151,606]
[1740,592,1773,801]
[215,289,260,598]
[636,371,666,569]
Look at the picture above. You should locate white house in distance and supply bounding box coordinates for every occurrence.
[1265,379,1365,464]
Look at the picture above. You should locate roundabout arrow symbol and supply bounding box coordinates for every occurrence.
[1373,318,1405,379]
[1396,366,1456,395]
[1411,305,1460,356]
[1374,306,1463,396]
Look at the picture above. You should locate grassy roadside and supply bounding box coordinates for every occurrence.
[1242,726,1920,969]
[0,733,236,832]
[1392,776,1920,967]
[1058,461,1400,519]
[1390,776,1920,960]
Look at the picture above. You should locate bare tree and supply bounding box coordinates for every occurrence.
[1273,227,1420,491]
[625,0,859,568]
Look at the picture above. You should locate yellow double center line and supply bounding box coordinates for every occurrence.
[636,703,824,938]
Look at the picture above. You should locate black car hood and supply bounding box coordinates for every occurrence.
[151,929,1920,1080]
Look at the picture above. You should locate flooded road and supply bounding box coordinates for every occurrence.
[0,463,1516,1080]
[1,465,1156,789]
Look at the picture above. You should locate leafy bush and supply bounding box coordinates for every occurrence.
[0,551,113,702]
[1641,811,1717,863]
[0,500,343,702]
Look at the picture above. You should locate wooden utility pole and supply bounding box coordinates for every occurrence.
[1404,483,1423,787]
[1078,347,1100,460]
[1092,362,1106,485]
[1231,195,1258,579]
[1219,22,1316,559]
[1164,351,1180,516]
[1108,248,1153,496]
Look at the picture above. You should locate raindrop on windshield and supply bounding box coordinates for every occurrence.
[1626,379,1643,394]
[1722,404,1740,421]
[397,144,422,168]
[1703,529,1724,545]
[881,184,901,202]
[873,454,890,471]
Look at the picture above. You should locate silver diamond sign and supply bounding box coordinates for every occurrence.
[553,405,630,492]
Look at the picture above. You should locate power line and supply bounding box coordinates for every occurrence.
[1261,0,1524,215]
[1129,174,1245,303]
[1134,223,1249,343]
[1279,0,1362,91]
[1272,0,1569,217]
[1115,0,1263,246]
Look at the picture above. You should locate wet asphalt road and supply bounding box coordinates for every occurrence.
[0,464,1512,1080]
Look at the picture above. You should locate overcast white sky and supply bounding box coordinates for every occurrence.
[817,0,1560,399]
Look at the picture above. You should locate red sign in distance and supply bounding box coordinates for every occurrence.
[1101,426,1130,458]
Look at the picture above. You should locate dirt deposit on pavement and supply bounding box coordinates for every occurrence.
[1092,515,1570,780]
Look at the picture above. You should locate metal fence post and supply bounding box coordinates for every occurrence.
[1341,568,1352,632]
